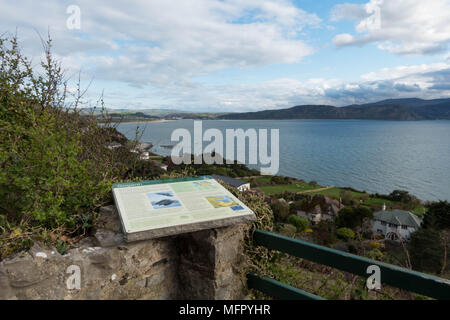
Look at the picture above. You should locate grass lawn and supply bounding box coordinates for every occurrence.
[307,187,426,216]
[149,155,164,162]
[247,176,426,216]
[412,205,427,216]
[243,176,272,183]
[258,182,322,195]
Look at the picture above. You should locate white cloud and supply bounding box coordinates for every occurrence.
[332,0,450,55]
[330,3,367,22]
[119,61,448,111]
[3,0,450,112]
[0,0,320,87]
[361,63,450,81]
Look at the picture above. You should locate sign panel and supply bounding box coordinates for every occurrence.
[112,176,255,242]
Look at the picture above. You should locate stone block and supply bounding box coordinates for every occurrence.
[0,206,250,300]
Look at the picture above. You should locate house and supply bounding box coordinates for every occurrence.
[136,142,152,151]
[150,160,168,171]
[211,175,250,192]
[306,205,334,224]
[106,142,122,150]
[372,206,422,241]
[140,151,150,160]
[296,194,343,224]
[296,210,308,219]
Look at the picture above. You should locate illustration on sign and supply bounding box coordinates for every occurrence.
[206,195,244,211]
[147,191,182,210]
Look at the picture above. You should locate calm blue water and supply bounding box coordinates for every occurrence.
[116,120,450,202]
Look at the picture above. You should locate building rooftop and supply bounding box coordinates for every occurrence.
[150,160,168,168]
[211,175,248,188]
[374,210,422,228]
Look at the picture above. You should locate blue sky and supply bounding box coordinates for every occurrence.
[1,0,449,111]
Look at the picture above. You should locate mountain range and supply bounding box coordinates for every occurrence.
[218,98,450,121]
[81,98,450,121]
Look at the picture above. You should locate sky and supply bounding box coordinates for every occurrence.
[1,0,450,112]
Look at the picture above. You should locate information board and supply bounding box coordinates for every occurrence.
[112,176,256,242]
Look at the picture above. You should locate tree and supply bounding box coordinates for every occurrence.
[313,221,336,246]
[335,207,355,228]
[440,230,450,274]
[421,201,450,274]
[340,190,354,205]
[422,201,450,230]
[271,200,290,221]
[354,206,374,222]
[335,207,373,230]
[388,190,419,205]
[408,228,444,273]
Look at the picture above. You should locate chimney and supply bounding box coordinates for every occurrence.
[382,203,386,211]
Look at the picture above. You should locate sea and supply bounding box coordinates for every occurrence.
[115,119,450,202]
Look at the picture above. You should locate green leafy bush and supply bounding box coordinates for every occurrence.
[1,109,112,228]
[0,34,165,259]
[271,199,290,221]
[336,227,355,241]
[287,215,309,232]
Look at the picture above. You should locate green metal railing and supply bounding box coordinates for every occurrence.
[247,229,450,300]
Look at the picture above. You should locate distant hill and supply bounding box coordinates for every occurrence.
[79,98,450,121]
[363,98,450,108]
[218,98,450,121]
[79,108,190,117]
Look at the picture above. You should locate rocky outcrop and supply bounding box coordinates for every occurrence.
[0,206,249,300]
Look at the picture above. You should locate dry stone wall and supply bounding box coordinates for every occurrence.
[0,206,248,300]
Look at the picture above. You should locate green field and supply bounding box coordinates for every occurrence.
[258,182,322,195]
[307,187,365,199]
[243,176,272,183]
[149,155,164,163]
[305,187,426,216]
[245,176,426,215]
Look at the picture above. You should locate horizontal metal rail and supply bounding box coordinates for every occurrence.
[247,273,325,300]
[250,229,450,300]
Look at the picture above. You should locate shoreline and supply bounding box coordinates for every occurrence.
[146,146,425,203]
[114,121,449,203]
[109,119,177,124]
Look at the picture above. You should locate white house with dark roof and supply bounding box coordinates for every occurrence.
[372,206,422,241]
[211,175,250,192]
[150,159,168,171]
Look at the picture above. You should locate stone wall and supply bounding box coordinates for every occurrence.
[0,206,249,300]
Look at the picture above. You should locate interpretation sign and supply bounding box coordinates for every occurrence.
[112,176,256,242]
